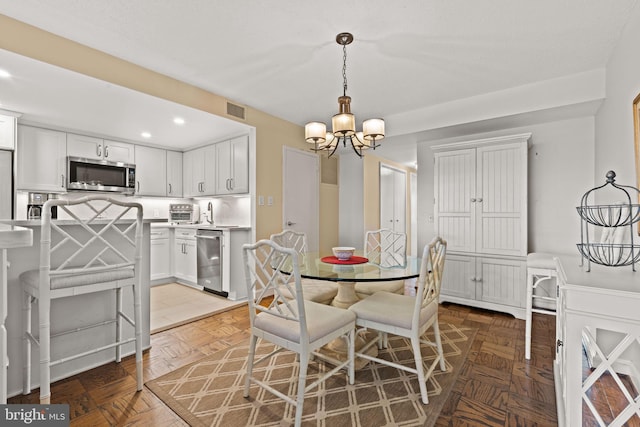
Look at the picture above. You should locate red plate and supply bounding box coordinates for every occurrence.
[321,256,369,265]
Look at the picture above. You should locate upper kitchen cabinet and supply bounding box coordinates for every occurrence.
[215,135,249,194]
[67,133,135,164]
[134,145,167,196]
[16,125,67,192]
[166,151,183,197]
[183,144,216,197]
[0,114,17,150]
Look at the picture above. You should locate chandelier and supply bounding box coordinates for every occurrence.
[305,32,385,158]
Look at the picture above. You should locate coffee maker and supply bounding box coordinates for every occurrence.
[27,193,58,220]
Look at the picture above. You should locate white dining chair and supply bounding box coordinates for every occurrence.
[21,196,143,404]
[242,239,356,427]
[349,236,447,404]
[270,229,338,304]
[355,228,407,298]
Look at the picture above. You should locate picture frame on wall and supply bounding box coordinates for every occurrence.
[633,92,640,235]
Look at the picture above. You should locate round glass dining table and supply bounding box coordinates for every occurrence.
[280,251,423,308]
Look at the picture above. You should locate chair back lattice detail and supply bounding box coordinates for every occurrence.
[365,229,407,268]
[413,236,447,328]
[243,240,309,342]
[270,229,308,257]
[42,197,143,283]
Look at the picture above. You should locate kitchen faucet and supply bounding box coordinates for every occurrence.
[207,201,214,224]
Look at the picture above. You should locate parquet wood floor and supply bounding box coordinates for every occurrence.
[9,303,565,426]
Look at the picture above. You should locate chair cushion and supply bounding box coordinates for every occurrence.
[354,279,405,298]
[527,253,556,270]
[20,266,135,291]
[277,279,339,305]
[254,300,355,344]
[349,291,438,330]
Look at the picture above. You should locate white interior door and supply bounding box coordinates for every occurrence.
[380,164,406,234]
[283,147,319,251]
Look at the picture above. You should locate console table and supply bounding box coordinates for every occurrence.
[555,255,640,427]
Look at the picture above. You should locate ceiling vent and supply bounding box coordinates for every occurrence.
[226,101,246,120]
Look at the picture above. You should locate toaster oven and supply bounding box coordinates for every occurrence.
[169,204,200,224]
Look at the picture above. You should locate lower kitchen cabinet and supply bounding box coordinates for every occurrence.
[174,228,197,284]
[222,228,251,300]
[150,228,171,280]
[440,253,527,319]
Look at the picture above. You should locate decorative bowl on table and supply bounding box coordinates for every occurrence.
[332,247,355,261]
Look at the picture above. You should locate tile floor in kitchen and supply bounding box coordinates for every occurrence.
[149,282,246,333]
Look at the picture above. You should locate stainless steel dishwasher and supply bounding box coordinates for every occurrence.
[196,229,227,297]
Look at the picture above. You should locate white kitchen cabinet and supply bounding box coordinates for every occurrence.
[134,145,167,196]
[16,125,67,192]
[222,228,251,300]
[173,228,197,284]
[67,133,135,163]
[150,227,171,280]
[215,135,249,194]
[183,144,215,197]
[0,114,16,150]
[166,150,183,197]
[433,133,530,318]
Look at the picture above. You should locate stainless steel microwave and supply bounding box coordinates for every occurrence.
[67,156,136,195]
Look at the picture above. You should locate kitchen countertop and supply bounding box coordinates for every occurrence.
[0,223,33,249]
[151,222,251,231]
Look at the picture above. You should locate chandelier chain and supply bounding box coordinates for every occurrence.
[342,43,348,97]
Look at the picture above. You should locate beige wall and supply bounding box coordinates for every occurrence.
[319,183,339,254]
[0,14,332,242]
[362,153,417,254]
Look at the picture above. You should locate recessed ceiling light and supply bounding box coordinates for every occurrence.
[173,117,185,125]
[0,69,11,78]
[141,132,151,138]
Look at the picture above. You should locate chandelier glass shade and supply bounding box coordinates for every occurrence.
[305,33,385,158]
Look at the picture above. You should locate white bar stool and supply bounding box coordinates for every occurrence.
[525,253,558,360]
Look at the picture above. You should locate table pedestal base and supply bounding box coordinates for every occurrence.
[331,280,361,309]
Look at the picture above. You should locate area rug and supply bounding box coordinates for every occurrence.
[147,323,477,427]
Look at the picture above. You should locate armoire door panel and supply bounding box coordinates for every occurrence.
[477,258,526,307]
[479,216,523,256]
[438,216,473,252]
[436,149,475,213]
[440,254,475,299]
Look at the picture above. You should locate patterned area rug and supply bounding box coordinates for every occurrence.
[147,323,476,427]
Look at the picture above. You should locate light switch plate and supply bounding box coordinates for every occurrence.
[258,195,265,206]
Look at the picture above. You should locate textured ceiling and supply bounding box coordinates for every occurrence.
[0,0,637,158]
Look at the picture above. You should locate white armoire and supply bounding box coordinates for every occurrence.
[432,133,530,319]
